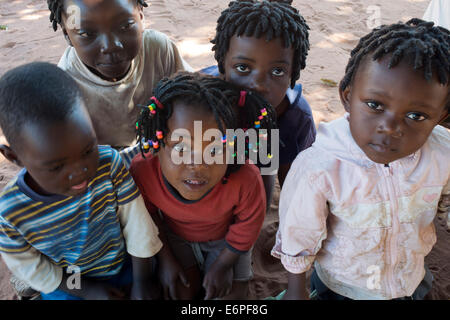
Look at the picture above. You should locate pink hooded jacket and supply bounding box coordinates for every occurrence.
[271,115,450,299]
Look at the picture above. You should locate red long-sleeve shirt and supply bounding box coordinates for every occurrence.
[130,154,266,252]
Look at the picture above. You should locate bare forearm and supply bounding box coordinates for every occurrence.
[261,174,275,213]
[215,246,240,269]
[131,255,154,282]
[284,272,309,300]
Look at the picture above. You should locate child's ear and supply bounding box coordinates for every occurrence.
[61,27,73,47]
[339,84,352,113]
[0,145,22,167]
[137,5,145,28]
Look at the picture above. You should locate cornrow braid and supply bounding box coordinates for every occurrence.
[340,18,450,96]
[136,72,278,179]
[47,0,148,31]
[211,0,310,88]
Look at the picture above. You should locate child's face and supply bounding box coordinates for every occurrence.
[158,102,228,201]
[14,103,99,197]
[222,35,293,111]
[340,55,449,164]
[61,0,144,81]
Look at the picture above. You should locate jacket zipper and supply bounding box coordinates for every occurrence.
[382,163,399,298]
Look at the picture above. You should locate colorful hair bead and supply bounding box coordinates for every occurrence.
[151,96,164,110]
[238,90,247,107]
[258,115,264,120]
[222,135,227,143]
[136,122,139,130]
[156,131,163,140]
[152,141,159,149]
[261,108,268,116]
[254,121,261,129]
[268,154,273,159]
[143,142,150,150]
[229,141,235,146]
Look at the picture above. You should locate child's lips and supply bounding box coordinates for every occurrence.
[369,143,396,153]
[71,180,88,191]
[183,178,208,190]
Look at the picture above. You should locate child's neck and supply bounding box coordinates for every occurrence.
[24,172,54,197]
[276,96,290,118]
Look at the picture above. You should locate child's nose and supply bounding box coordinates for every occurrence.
[100,34,124,54]
[377,114,403,138]
[68,166,88,181]
[249,73,269,95]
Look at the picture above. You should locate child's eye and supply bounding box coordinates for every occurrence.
[120,20,135,31]
[173,143,189,153]
[48,164,64,172]
[406,112,427,121]
[272,68,285,77]
[83,147,94,157]
[366,101,383,111]
[78,30,94,38]
[235,64,250,73]
[210,145,224,156]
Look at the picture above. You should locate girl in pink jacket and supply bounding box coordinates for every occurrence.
[272,19,449,300]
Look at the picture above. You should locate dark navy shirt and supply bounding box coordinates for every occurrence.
[201,65,316,165]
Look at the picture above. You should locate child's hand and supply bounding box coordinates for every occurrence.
[58,273,125,300]
[203,260,233,300]
[83,283,126,300]
[158,246,190,300]
[130,279,161,300]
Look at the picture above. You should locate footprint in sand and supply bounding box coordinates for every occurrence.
[1,42,15,49]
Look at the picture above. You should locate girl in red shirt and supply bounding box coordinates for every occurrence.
[130,72,277,300]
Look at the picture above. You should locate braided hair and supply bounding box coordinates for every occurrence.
[340,18,450,99]
[47,0,148,31]
[136,72,278,179]
[211,0,310,88]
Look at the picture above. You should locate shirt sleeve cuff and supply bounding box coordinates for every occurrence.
[271,248,315,274]
[225,241,249,255]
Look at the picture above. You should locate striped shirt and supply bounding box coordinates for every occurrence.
[0,145,152,283]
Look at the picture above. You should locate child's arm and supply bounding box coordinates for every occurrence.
[148,208,190,300]
[437,183,450,229]
[1,246,123,299]
[202,247,239,300]
[111,148,163,299]
[283,272,309,300]
[261,174,275,213]
[116,194,163,300]
[129,256,160,300]
[57,271,125,300]
[202,166,266,299]
[0,247,63,295]
[271,153,329,299]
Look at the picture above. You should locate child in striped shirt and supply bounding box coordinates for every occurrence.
[0,62,162,300]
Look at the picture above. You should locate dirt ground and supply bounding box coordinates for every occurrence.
[0,0,448,300]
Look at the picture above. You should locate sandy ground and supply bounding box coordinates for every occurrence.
[0,0,448,300]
